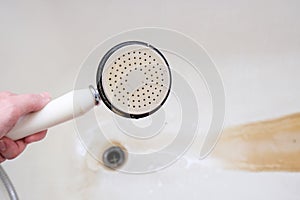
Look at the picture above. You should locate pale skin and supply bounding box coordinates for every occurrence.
[0,91,51,163]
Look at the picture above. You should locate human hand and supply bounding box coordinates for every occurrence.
[0,91,51,163]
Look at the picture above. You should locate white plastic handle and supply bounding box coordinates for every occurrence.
[6,88,96,140]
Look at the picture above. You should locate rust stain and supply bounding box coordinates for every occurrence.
[211,113,300,171]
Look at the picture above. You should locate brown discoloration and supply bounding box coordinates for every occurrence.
[211,113,300,171]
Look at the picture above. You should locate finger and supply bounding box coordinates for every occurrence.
[0,154,6,163]
[13,92,51,116]
[24,130,47,144]
[0,137,27,159]
[0,91,15,97]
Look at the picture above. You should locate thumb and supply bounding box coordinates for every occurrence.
[14,92,51,116]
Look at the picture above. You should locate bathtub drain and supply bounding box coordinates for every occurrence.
[102,146,126,169]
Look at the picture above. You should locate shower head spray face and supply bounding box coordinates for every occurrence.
[97,41,171,118]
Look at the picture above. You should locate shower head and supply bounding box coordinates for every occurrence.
[96,41,172,118]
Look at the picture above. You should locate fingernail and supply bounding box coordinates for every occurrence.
[0,140,6,152]
[40,92,51,102]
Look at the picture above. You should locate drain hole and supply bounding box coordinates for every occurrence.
[102,146,126,169]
